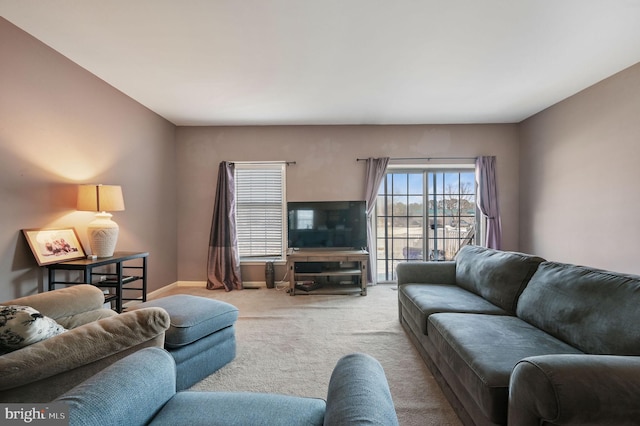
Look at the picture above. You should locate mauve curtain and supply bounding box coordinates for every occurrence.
[365,157,390,284]
[207,161,243,291]
[475,156,502,249]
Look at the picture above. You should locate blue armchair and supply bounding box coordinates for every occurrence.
[56,347,399,425]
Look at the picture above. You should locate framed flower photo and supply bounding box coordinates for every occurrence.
[22,227,86,266]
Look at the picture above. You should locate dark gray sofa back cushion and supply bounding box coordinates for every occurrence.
[517,261,640,355]
[455,245,545,313]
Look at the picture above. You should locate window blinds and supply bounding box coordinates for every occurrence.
[235,163,285,259]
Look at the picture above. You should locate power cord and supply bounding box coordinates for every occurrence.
[275,266,290,291]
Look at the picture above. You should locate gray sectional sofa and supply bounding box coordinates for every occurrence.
[397,245,640,426]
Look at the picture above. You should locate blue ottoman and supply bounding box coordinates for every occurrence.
[134,295,239,390]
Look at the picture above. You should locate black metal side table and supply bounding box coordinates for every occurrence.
[47,251,148,313]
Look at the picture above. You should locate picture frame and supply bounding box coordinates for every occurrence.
[22,227,86,266]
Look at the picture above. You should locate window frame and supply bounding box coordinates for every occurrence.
[374,162,481,282]
[234,162,287,263]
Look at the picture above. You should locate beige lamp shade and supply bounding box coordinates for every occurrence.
[77,184,125,212]
[77,185,125,257]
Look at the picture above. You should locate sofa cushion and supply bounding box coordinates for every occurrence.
[428,313,582,424]
[0,305,67,353]
[150,392,326,426]
[399,284,507,335]
[455,245,545,314]
[517,261,640,355]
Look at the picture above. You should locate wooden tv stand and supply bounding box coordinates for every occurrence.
[286,249,369,296]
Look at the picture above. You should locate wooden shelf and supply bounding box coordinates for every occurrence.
[101,275,140,286]
[293,282,363,296]
[287,249,368,296]
[295,269,362,277]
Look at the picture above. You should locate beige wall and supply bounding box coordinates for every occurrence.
[7,14,637,297]
[175,124,520,282]
[0,18,178,301]
[519,62,640,274]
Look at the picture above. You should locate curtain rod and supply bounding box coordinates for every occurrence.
[356,156,477,162]
[229,161,296,165]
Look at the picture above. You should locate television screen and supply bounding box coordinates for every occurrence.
[287,201,367,249]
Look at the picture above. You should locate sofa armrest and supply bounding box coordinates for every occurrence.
[396,261,456,286]
[324,353,399,426]
[509,354,640,426]
[0,307,170,391]
[56,347,176,426]
[3,285,107,321]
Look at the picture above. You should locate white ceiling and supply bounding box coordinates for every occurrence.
[2,1,640,126]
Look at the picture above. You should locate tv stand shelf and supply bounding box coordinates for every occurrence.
[287,249,368,296]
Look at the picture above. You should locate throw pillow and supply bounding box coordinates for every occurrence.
[0,305,67,354]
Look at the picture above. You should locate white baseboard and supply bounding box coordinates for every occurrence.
[175,280,267,289]
[143,280,289,301]
[176,280,207,287]
[122,283,179,308]
[242,281,288,289]
[236,281,265,289]
[145,282,179,299]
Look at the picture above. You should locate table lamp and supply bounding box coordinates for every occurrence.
[77,184,125,257]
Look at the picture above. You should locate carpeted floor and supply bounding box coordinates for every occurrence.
[151,283,461,426]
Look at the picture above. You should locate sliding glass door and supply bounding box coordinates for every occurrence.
[376,168,477,281]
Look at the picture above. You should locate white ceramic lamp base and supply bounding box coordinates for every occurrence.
[87,212,119,257]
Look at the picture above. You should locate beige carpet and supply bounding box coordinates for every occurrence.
[153,284,461,426]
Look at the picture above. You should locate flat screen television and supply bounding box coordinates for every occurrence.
[287,201,367,249]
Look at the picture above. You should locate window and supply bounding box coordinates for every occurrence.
[376,166,478,281]
[294,209,314,230]
[235,162,286,261]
